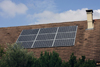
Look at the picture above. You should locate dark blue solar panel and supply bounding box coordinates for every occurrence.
[36,34,55,40]
[21,29,39,35]
[56,32,75,39]
[17,35,36,41]
[39,27,57,34]
[16,25,77,48]
[33,40,53,48]
[58,26,77,32]
[53,39,74,47]
[17,42,33,48]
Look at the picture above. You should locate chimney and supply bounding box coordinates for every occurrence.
[86,9,94,29]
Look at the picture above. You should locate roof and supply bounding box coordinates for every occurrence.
[0,19,100,62]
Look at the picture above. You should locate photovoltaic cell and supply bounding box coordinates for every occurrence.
[56,32,75,39]
[36,34,55,40]
[17,42,33,48]
[58,26,77,32]
[21,29,39,35]
[17,35,36,41]
[53,39,74,47]
[16,25,77,48]
[39,27,57,34]
[33,40,53,48]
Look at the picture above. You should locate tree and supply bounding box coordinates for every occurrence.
[68,53,96,67]
[0,43,96,67]
[0,43,36,67]
[34,51,62,67]
[0,45,5,57]
[69,53,77,67]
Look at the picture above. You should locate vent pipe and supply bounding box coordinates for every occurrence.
[86,9,94,29]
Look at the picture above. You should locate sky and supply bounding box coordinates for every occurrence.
[0,0,100,27]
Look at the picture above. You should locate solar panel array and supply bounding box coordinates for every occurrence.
[16,26,78,48]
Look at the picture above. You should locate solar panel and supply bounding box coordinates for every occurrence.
[39,27,57,34]
[36,34,55,40]
[56,32,75,39]
[33,40,53,48]
[21,29,39,35]
[16,25,78,48]
[17,35,36,41]
[17,42,33,48]
[58,26,77,32]
[53,39,74,47]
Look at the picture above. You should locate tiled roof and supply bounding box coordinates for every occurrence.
[0,19,100,62]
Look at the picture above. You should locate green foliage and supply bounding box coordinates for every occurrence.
[34,51,62,67]
[0,45,5,57]
[61,61,70,67]
[68,53,96,67]
[0,43,96,67]
[0,45,5,67]
[33,52,96,67]
[69,53,77,67]
[0,44,36,67]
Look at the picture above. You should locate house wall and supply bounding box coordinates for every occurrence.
[0,19,100,62]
